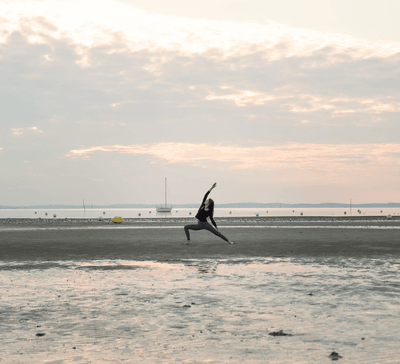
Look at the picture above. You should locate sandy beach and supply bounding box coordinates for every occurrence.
[1,217,400,363]
[1,216,400,261]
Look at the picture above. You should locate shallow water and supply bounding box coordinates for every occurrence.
[1,257,399,363]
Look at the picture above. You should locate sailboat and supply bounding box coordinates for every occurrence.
[156,177,173,212]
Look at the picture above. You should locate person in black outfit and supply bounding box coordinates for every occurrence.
[184,183,234,244]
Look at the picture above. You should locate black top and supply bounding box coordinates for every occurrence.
[195,190,217,228]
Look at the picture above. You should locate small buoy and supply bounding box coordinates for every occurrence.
[266,211,268,213]
[344,211,347,215]
[34,211,37,214]
[149,211,151,213]
[380,210,383,213]
[387,214,392,219]
[229,211,232,214]
[45,213,48,216]
[53,214,57,218]
[292,210,295,212]
[256,213,259,217]
[138,213,141,216]
[111,216,123,223]
[103,211,105,215]
[300,212,303,216]
[98,217,102,221]
[189,212,192,215]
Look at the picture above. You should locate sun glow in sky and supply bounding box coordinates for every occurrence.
[1,0,400,205]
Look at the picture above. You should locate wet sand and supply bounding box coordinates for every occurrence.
[1,217,400,363]
[1,217,400,261]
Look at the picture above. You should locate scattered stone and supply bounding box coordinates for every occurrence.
[73,347,76,350]
[268,330,292,337]
[328,352,342,360]
[37,325,41,327]
[36,333,46,337]
[191,302,196,305]
[182,305,191,308]
[308,293,314,296]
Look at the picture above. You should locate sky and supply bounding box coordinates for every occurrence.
[1,0,400,206]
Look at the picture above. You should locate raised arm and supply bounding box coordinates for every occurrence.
[200,183,217,205]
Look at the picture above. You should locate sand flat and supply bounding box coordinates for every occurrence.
[1,220,400,261]
[1,217,400,363]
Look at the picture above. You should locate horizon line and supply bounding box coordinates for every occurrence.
[2,202,400,209]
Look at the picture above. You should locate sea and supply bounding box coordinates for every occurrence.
[1,207,400,219]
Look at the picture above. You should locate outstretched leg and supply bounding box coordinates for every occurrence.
[198,221,232,243]
[184,220,234,244]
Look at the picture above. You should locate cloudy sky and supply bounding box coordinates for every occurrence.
[1,0,400,206]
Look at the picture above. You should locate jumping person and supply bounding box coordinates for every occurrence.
[184,183,234,245]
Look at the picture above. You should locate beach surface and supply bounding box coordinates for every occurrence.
[1,216,400,261]
[1,217,399,363]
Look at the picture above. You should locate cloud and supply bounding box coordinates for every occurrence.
[11,126,43,135]
[1,0,400,58]
[205,89,280,107]
[1,0,400,204]
[67,142,400,171]
[11,128,24,135]
[1,9,399,153]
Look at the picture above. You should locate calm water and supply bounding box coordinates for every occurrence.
[1,207,399,219]
[1,257,399,363]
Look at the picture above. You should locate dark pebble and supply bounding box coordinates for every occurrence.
[328,352,342,360]
[268,330,292,337]
[36,333,46,337]
[182,305,191,308]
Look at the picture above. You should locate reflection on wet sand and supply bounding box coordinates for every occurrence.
[1,258,399,363]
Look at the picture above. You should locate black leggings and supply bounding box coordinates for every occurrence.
[184,220,229,242]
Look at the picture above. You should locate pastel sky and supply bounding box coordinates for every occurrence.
[1,0,400,206]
